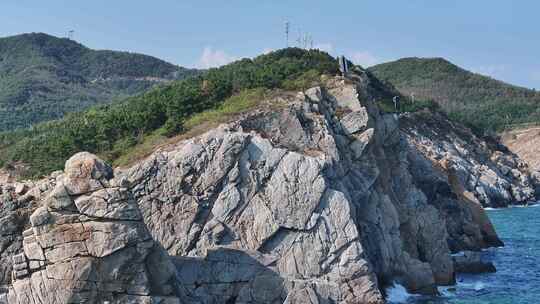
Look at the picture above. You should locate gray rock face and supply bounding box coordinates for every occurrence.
[0,177,55,301]
[0,75,518,303]
[452,251,496,274]
[341,109,369,135]
[4,153,180,304]
[121,77,503,303]
[401,111,536,208]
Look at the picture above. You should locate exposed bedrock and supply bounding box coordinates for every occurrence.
[3,152,180,304]
[452,251,496,274]
[0,75,516,303]
[123,77,503,303]
[401,111,536,208]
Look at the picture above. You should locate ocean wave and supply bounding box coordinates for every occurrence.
[386,283,417,303]
[485,203,540,210]
[456,280,488,291]
[437,286,456,297]
[474,281,486,291]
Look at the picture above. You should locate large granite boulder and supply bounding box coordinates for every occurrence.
[5,153,180,304]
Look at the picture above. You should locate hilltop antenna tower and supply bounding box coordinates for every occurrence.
[285,21,290,47]
[68,30,74,40]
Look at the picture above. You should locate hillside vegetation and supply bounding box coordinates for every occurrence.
[369,57,540,134]
[0,33,198,130]
[0,48,339,177]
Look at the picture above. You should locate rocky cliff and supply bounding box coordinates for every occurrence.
[120,75,503,302]
[401,111,537,208]
[501,126,540,197]
[1,154,180,303]
[0,73,530,303]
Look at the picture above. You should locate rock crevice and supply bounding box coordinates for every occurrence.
[1,74,531,303]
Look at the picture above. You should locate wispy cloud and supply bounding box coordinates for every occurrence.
[197,47,237,69]
[349,51,379,68]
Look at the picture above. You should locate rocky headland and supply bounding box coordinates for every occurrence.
[0,73,536,303]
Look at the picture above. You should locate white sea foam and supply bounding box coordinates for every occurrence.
[437,286,456,297]
[473,281,486,291]
[486,203,540,210]
[509,203,539,208]
[386,283,415,303]
[457,280,487,291]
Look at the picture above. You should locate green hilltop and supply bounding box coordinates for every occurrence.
[369,57,540,134]
[0,48,342,177]
[0,32,199,131]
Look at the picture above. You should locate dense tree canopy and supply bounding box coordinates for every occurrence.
[0,32,199,131]
[0,48,339,177]
[369,57,540,134]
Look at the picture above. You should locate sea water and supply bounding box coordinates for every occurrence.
[388,204,540,304]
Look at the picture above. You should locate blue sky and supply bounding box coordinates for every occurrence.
[2,0,540,89]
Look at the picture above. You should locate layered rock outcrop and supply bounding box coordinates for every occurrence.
[0,174,56,303]
[121,76,503,303]
[401,111,536,208]
[2,153,180,303]
[0,73,520,303]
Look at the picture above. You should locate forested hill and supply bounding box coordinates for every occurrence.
[0,32,199,130]
[0,48,343,177]
[369,57,540,134]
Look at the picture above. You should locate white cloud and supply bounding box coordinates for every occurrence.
[197,47,236,69]
[314,43,334,53]
[349,51,379,68]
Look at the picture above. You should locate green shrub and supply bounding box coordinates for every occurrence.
[370,57,540,134]
[0,48,339,177]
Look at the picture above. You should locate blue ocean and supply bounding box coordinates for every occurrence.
[388,205,540,304]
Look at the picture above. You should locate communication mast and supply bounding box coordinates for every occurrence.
[285,21,290,47]
[289,25,314,49]
[67,30,74,40]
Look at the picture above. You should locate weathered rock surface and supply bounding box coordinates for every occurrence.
[452,251,496,274]
[121,76,504,303]
[501,126,540,172]
[0,176,55,301]
[401,111,537,208]
[500,127,540,198]
[3,153,180,304]
[0,73,521,303]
